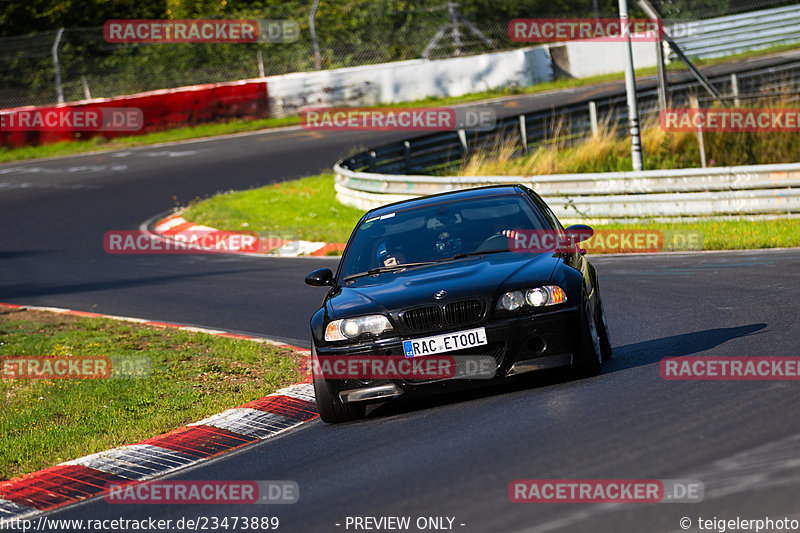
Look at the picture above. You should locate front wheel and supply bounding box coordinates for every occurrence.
[313,373,366,424]
[573,290,602,377]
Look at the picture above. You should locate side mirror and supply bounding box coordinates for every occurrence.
[305,268,334,287]
[565,224,594,243]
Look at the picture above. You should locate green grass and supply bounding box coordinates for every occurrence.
[3,43,798,164]
[182,173,800,252]
[185,173,365,243]
[0,308,304,480]
[595,219,800,251]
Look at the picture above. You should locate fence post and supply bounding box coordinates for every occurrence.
[518,115,528,154]
[730,73,740,106]
[448,0,462,56]
[690,96,706,168]
[403,141,412,172]
[457,129,468,157]
[588,101,598,138]
[309,0,322,70]
[257,50,266,77]
[80,75,91,100]
[620,0,643,171]
[52,28,65,104]
[655,29,668,111]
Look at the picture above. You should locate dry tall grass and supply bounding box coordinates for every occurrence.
[459,89,800,176]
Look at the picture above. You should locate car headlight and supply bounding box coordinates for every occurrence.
[498,286,567,311]
[500,291,525,311]
[526,288,548,307]
[324,314,393,341]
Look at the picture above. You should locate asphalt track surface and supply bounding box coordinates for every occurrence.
[3,53,800,531]
[3,49,800,346]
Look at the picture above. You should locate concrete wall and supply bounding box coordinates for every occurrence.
[264,47,553,117]
[549,38,659,79]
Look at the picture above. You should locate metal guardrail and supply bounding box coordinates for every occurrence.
[338,61,800,178]
[334,61,800,221]
[668,5,800,60]
[334,162,800,221]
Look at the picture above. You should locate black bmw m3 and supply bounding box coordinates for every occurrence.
[305,185,612,423]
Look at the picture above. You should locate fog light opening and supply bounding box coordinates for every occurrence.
[528,337,547,355]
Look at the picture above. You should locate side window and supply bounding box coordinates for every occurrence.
[523,187,563,230]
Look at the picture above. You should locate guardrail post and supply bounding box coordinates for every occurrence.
[690,96,706,168]
[518,115,528,154]
[457,129,468,157]
[588,102,598,139]
[730,73,740,106]
[403,141,412,172]
[368,151,377,172]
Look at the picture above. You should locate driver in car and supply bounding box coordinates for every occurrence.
[376,240,406,266]
[492,220,522,241]
[428,211,464,258]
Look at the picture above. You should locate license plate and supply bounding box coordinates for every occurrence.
[403,327,487,358]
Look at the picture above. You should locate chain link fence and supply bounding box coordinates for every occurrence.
[1,0,798,109]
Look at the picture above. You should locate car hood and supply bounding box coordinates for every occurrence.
[329,252,561,318]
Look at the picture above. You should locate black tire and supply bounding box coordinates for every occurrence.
[574,290,603,377]
[313,371,367,424]
[594,283,613,362]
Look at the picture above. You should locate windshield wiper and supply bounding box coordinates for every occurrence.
[441,249,510,261]
[343,250,509,282]
[343,261,436,282]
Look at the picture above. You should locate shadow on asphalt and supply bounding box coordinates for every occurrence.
[604,323,768,373]
[353,323,768,422]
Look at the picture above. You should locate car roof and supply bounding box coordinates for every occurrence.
[365,184,528,218]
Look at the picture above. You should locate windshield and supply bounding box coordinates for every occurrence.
[339,194,551,279]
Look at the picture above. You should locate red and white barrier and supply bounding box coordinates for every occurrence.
[0,79,269,148]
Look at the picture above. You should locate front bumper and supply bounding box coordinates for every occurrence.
[315,304,581,404]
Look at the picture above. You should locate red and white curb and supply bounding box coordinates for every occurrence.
[0,303,311,351]
[153,213,345,257]
[0,303,317,523]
